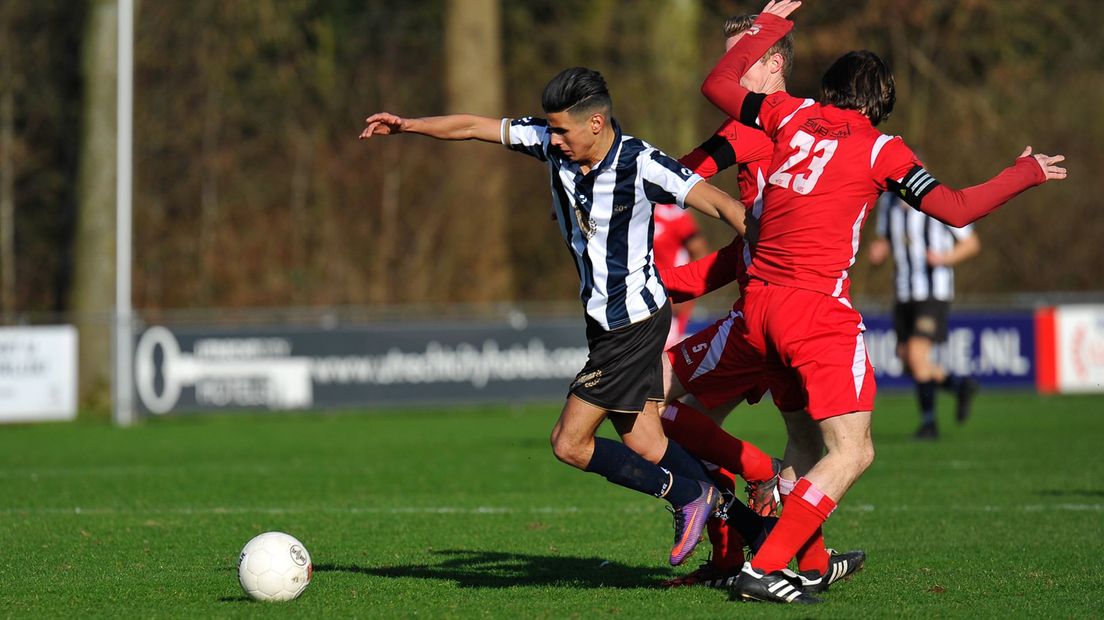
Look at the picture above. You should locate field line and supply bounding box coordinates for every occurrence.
[0,503,1100,516]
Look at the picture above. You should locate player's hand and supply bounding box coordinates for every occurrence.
[1019,146,1067,181]
[868,238,890,266]
[744,212,760,247]
[359,113,406,140]
[761,0,802,20]
[926,250,949,267]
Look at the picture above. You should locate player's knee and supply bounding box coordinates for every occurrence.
[550,433,587,468]
[856,441,875,474]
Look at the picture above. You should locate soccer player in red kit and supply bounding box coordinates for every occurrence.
[652,204,708,349]
[657,14,859,592]
[699,0,1068,604]
[652,14,789,588]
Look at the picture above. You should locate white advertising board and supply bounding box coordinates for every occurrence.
[1056,305,1104,393]
[0,325,78,423]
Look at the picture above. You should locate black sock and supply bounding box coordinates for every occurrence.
[940,374,962,391]
[658,440,712,485]
[917,381,937,425]
[585,437,700,505]
[723,496,768,544]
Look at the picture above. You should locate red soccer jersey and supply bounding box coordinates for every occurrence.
[702,13,1046,299]
[652,204,700,272]
[658,120,774,301]
[746,96,918,298]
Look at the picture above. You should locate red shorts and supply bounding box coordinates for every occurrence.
[741,281,876,420]
[667,302,804,412]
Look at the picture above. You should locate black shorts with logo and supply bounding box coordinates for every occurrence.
[569,303,672,413]
[893,299,951,343]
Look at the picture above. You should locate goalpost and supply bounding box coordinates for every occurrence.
[113,0,135,426]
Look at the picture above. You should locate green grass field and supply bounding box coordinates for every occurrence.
[2,392,1102,618]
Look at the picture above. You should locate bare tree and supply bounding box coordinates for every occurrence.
[442,0,511,301]
[0,50,14,319]
[70,0,118,406]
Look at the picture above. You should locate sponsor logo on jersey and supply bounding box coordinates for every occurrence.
[801,118,851,139]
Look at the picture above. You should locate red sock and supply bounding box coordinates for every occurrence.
[779,488,830,574]
[751,478,836,573]
[796,527,829,574]
[706,467,745,569]
[661,402,774,482]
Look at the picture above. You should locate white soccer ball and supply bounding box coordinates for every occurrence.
[237,531,313,602]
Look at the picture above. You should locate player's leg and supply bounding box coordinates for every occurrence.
[556,303,718,565]
[550,395,716,537]
[661,319,781,530]
[906,334,940,438]
[896,301,938,439]
[776,407,833,576]
[612,401,712,486]
[660,312,777,486]
[658,320,777,574]
[926,301,979,424]
[909,300,950,438]
[659,401,777,487]
[731,286,872,604]
[745,410,872,573]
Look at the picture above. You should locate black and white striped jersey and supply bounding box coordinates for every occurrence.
[875,192,975,302]
[502,117,703,331]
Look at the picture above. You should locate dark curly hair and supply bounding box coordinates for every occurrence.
[820,51,896,126]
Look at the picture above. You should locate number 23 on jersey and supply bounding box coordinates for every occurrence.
[769,130,838,195]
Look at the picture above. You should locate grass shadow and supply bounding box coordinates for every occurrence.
[1033,489,1104,498]
[316,549,672,589]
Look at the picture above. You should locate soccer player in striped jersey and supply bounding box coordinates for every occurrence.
[699,0,1067,604]
[869,192,981,439]
[360,67,752,566]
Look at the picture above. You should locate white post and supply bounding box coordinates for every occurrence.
[113,0,135,426]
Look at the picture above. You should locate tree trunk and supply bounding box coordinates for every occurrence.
[644,0,700,155]
[0,70,14,319]
[443,0,511,302]
[70,0,118,408]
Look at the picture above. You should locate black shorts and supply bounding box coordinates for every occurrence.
[569,303,671,413]
[893,299,951,343]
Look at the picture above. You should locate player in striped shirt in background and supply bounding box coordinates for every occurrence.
[360,67,752,566]
[869,191,981,440]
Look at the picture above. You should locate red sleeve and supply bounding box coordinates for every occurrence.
[701,14,794,126]
[677,121,735,180]
[917,157,1046,227]
[678,147,720,180]
[660,236,745,303]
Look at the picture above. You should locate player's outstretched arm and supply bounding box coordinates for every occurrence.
[901,147,1068,228]
[359,113,504,143]
[683,182,747,238]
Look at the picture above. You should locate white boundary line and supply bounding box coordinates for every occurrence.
[0,503,1099,517]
